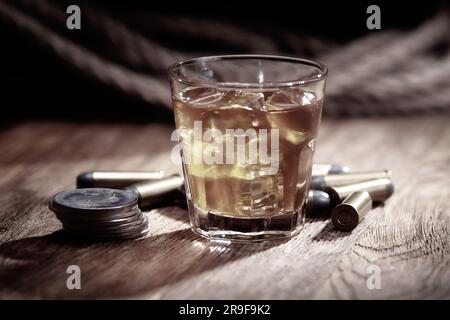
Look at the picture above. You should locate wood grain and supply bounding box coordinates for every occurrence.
[0,115,449,299]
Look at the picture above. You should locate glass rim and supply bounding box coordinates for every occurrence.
[168,54,328,89]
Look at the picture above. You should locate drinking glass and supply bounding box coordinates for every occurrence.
[169,55,327,242]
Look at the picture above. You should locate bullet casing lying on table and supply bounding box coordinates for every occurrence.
[305,190,332,217]
[76,171,165,188]
[332,191,373,232]
[310,170,392,189]
[126,175,185,207]
[77,164,344,189]
[311,163,349,176]
[325,178,394,206]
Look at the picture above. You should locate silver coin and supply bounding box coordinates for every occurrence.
[50,188,138,218]
[62,213,146,232]
[59,211,144,227]
[64,219,147,236]
[94,224,149,241]
[54,205,141,222]
[64,217,149,240]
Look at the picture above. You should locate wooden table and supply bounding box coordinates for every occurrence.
[0,115,449,299]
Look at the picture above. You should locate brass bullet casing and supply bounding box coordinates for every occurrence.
[311,170,392,189]
[126,174,185,208]
[332,191,372,232]
[325,178,394,206]
[305,190,332,217]
[76,171,165,188]
[311,163,349,176]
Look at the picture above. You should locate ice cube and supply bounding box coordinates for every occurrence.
[178,130,202,165]
[265,88,316,110]
[206,91,266,132]
[265,90,298,110]
[228,90,265,110]
[239,169,283,216]
[179,87,228,107]
[301,92,316,105]
[265,89,321,145]
[201,128,226,165]
[175,88,234,130]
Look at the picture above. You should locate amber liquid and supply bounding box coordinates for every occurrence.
[174,87,323,239]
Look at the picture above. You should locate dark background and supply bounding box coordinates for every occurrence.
[0,0,447,124]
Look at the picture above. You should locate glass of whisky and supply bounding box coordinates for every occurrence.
[169,55,327,242]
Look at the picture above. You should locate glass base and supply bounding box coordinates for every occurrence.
[188,202,305,243]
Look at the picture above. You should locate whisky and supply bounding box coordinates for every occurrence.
[174,87,323,237]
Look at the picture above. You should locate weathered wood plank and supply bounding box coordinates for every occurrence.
[0,116,448,299]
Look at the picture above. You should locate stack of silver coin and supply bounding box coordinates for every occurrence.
[49,188,149,240]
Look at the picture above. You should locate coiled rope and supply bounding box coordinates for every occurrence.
[1,0,449,116]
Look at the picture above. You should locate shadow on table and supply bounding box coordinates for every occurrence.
[148,203,189,224]
[0,227,284,299]
[304,216,353,242]
[310,220,351,242]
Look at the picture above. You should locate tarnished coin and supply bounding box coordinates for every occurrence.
[54,205,141,222]
[64,216,148,236]
[62,213,146,232]
[49,188,138,218]
[60,211,144,229]
[64,217,149,241]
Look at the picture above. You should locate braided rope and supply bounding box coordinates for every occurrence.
[325,13,449,96]
[1,0,449,116]
[0,1,170,106]
[132,14,280,53]
[16,0,188,73]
